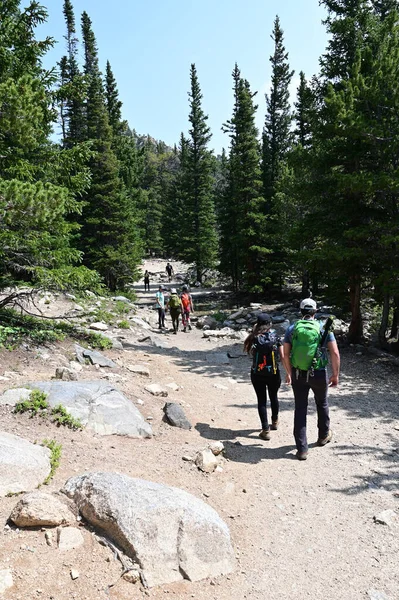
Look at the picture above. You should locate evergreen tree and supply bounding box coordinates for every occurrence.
[222,65,266,291]
[78,11,141,290]
[261,16,294,289]
[262,16,294,203]
[182,64,218,282]
[105,60,126,136]
[58,0,85,147]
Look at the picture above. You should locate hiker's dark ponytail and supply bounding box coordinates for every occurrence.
[243,322,271,354]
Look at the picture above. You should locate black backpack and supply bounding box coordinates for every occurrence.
[251,331,279,376]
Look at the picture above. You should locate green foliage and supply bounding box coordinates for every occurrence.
[51,404,82,430]
[15,390,49,416]
[0,309,70,348]
[115,301,130,315]
[41,439,62,484]
[212,311,228,323]
[85,332,113,349]
[118,319,130,329]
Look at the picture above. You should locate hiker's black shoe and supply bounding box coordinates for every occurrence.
[188,324,192,330]
[183,327,186,333]
[259,429,271,441]
[317,430,333,446]
[296,451,308,461]
[271,419,278,431]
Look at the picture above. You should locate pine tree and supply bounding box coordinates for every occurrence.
[222,65,266,291]
[182,64,218,282]
[105,60,127,136]
[261,16,294,289]
[262,16,294,203]
[58,0,85,147]
[78,11,141,290]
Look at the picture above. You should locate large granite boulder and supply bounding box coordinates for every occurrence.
[63,472,234,587]
[1,382,152,438]
[0,432,51,497]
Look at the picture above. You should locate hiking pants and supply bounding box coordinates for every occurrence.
[157,307,165,328]
[144,279,150,291]
[182,310,191,328]
[170,308,180,332]
[250,371,281,430]
[291,369,330,452]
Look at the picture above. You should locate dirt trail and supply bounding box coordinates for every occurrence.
[0,270,398,600]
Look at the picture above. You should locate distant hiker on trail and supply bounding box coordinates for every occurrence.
[144,270,150,292]
[155,285,166,329]
[282,298,340,461]
[244,313,284,441]
[180,285,194,332]
[167,288,182,334]
[165,262,174,282]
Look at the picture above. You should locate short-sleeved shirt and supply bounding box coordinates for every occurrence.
[155,291,165,309]
[284,319,335,371]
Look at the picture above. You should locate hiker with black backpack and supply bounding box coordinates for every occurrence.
[167,288,182,334]
[244,313,284,441]
[282,298,340,461]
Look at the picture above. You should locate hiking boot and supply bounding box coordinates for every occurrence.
[296,450,308,461]
[259,429,271,441]
[173,330,177,335]
[271,419,278,431]
[317,430,333,446]
[183,327,186,333]
[188,324,192,330]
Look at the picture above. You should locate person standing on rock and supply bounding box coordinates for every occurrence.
[167,288,182,334]
[282,298,340,461]
[155,285,166,329]
[180,285,194,332]
[244,313,284,440]
[144,270,150,292]
[165,262,174,282]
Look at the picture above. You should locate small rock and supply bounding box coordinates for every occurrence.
[10,491,75,527]
[69,361,83,372]
[123,569,141,584]
[70,569,79,580]
[213,384,228,391]
[182,455,194,462]
[195,449,218,473]
[368,590,391,600]
[55,367,78,381]
[136,399,144,405]
[0,569,13,594]
[126,365,150,377]
[145,383,168,397]
[163,402,192,430]
[45,531,53,546]
[209,441,224,456]
[166,382,179,391]
[215,466,224,473]
[57,526,84,550]
[373,509,397,526]
[89,322,109,331]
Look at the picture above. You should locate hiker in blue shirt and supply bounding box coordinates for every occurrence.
[155,285,166,329]
[282,298,340,461]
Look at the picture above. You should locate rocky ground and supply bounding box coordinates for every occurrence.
[0,259,398,600]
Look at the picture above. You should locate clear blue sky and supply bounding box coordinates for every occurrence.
[38,0,328,153]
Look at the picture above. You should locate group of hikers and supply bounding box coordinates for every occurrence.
[144,263,340,461]
[155,283,194,334]
[143,262,174,292]
[244,298,340,461]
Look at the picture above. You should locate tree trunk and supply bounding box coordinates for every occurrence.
[348,274,363,343]
[390,295,399,339]
[378,293,390,349]
[301,270,310,297]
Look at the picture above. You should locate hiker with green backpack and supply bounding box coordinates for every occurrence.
[167,288,182,334]
[282,298,340,461]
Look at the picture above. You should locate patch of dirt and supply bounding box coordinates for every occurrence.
[0,267,398,600]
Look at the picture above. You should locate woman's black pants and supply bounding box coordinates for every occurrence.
[250,371,281,430]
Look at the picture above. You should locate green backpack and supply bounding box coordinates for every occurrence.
[168,294,181,309]
[290,319,328,371]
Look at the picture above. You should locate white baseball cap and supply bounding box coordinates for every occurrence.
[300,298,317,310]
[171,288,177,294]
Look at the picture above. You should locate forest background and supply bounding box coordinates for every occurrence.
[1,0,399,349]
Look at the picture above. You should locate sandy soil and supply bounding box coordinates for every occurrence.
[0,264,398,600]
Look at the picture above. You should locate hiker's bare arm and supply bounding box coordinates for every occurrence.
[327,340,340,386]
[283,342,292,384]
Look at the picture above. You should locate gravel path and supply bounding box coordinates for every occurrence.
[0,273,398,600]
